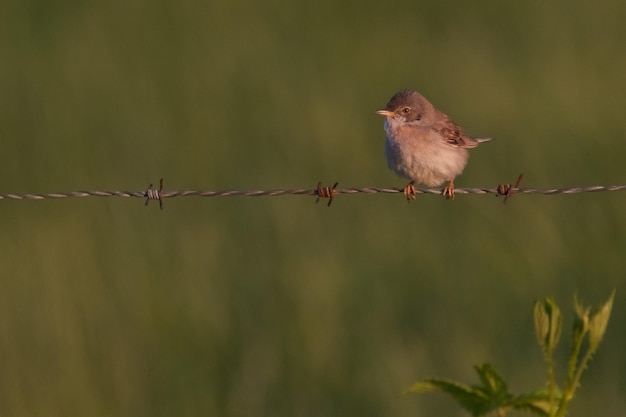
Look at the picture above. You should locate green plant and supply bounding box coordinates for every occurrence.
[405,290,616,417]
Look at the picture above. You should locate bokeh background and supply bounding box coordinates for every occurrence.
[1,0,625,416]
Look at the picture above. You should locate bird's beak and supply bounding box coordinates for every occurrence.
[375,109,394,117]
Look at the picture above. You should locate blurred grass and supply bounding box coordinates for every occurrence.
[1,0,626,416]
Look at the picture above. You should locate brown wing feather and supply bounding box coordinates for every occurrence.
[435,118,489,149]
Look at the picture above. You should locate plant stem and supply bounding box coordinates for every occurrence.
[546,351,556,416]
[554,330,588,417]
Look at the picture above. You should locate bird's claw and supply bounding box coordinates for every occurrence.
[442,180,455,200]
[403,182,417,201]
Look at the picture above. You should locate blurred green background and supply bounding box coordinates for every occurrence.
[1,0,625,416]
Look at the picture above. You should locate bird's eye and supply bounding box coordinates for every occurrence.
[401,107,411,114]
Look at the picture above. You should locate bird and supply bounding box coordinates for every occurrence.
[376,89,491,201]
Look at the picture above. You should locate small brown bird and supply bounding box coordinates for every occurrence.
[376,89,491,200]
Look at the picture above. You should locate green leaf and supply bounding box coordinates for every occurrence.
[474,363,511,401]
[510,388,563,417]
[405,363,514,417]
[587,289,616,351]
[572,293,589,342]
[405,378,490,416]
[534,300,550,349]
[534,298,562,355]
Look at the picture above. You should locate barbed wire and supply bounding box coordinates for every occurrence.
[1,175,625,209]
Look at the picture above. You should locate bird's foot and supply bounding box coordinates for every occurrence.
[442,180,455,200]
[403,181,417,202]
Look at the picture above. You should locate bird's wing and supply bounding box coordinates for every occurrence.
[435,119,491,149]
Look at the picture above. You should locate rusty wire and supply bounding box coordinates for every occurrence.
[1,175,626,208]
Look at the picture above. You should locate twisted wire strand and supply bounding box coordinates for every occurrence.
[1,184,626,201]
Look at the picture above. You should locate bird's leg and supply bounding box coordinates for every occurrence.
[403,181,417,201]
[442,179,455,200]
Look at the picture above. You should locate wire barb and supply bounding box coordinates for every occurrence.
[496,173,524,204]
[144,178,164,210]
[316,181,339,207]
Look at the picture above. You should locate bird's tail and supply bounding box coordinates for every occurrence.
[474,137,492,143]
[464,136,492,148]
